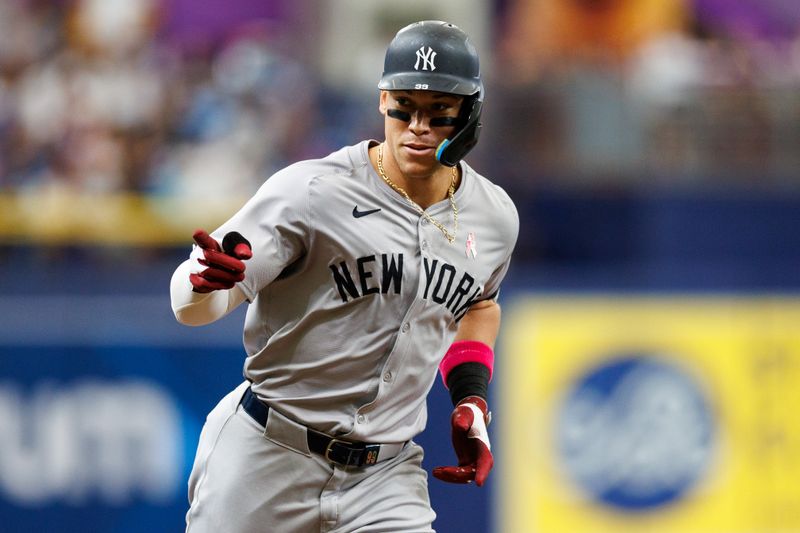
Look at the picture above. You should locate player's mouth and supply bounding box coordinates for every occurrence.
[403,143,436,157]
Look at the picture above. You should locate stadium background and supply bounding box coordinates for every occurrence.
[1,0,799,532]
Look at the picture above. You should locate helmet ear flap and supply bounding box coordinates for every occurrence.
[436,94,483,167]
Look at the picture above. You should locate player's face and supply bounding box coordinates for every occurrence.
[380,90,462,179]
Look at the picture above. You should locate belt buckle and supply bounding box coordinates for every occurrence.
[324,438,359,467]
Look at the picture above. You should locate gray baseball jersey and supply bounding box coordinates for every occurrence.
[209,140,518,443]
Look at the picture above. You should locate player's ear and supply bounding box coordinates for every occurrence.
[379,90,388,116]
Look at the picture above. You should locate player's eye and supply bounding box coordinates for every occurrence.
[395,97,410,107]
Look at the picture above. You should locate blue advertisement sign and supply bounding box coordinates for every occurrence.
[0,345,242,533]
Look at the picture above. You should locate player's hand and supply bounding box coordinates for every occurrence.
[432,396,493,486]
[189,229,252,293]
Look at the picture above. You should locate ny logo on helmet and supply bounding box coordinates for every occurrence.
[414,46,437,71]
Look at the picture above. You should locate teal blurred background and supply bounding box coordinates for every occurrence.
[1,1,799,532]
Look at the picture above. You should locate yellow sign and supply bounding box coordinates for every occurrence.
[500,296,800,533]
[0,193,247,246]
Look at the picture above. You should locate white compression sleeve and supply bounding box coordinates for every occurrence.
[170,258,247,326]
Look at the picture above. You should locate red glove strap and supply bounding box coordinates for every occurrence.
[439,340,494,387]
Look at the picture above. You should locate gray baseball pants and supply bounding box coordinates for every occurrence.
[185,381,437,532]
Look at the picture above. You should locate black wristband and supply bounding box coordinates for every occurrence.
[445,362,490,406]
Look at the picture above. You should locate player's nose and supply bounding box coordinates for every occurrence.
[408,111,431,134]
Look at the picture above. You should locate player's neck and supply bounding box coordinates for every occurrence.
[371,144,459,210]
[401,169,454,210]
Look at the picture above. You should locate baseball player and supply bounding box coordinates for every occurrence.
[170,20,518,532]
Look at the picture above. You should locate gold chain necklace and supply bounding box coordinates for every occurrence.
[376,143,458,244]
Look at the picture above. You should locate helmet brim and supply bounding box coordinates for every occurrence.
[378,73,480,96]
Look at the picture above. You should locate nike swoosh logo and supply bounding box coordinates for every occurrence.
[352,206,382,218]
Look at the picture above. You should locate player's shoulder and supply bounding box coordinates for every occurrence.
[245,142,366,204]
[459,162,519,249]
[461,162,519,224]
[259,141,370,192]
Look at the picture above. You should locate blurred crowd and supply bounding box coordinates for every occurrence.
[1,0,799,207]
[488,0,800,186]
[0,0,324,201]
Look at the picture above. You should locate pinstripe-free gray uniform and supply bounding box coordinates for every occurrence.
[183,140,518,532]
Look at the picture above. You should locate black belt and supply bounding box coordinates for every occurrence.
[241,386,385,468]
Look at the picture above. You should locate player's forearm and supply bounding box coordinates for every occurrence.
[439,300,502,405]
[170,259,246,326]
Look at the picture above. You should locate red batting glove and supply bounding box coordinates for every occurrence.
[189,229,252,293]
[432,396,493,486]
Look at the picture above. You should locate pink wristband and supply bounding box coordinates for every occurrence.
[439,340,494,387]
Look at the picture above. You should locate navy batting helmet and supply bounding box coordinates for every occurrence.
[378,21,483,167]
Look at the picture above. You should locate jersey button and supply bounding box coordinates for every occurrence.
[357,414,366,424]
[401,322,410,333]
[421,218,429,226]
[383,371,393,382]
[421,240,428,250]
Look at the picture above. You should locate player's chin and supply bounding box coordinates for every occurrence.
[401,160,439,180]
[399,150,439,176]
